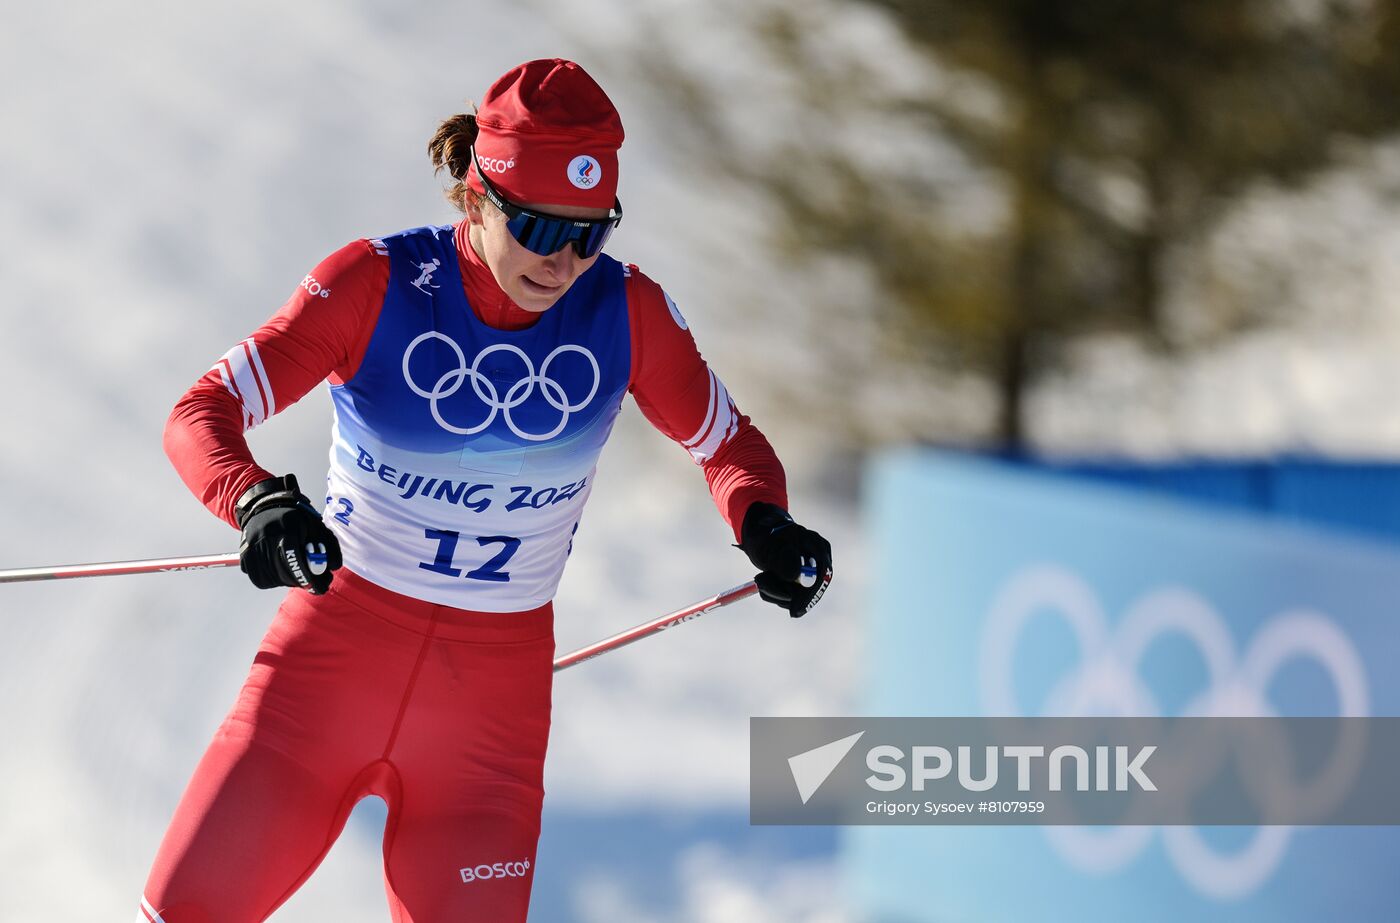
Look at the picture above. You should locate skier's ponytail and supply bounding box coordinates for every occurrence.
[428,110,480,212]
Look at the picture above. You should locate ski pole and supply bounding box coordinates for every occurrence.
[0,550,760,671]
[552,580,759,672]
[0,552,241,583]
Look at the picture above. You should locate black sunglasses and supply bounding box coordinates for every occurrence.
[473,151,622,259]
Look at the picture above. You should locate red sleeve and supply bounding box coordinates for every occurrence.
[163,239,389,528]
[624,265,788,541]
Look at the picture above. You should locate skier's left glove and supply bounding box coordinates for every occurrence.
[235,473,343,595]
[737,501,833,618]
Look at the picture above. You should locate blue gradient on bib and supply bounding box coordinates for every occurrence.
[337,225,630,462]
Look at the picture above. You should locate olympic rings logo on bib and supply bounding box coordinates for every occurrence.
[402,332,600,441]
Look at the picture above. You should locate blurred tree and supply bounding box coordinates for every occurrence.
[619,0,1400,447]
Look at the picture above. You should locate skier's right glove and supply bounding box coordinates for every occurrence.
[235,474,342,595]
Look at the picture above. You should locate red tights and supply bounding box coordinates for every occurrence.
[137,568,554,922]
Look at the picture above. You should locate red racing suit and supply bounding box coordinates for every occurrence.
[138,221,786,922]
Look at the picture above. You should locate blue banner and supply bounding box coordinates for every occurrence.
[847,451,1400,922]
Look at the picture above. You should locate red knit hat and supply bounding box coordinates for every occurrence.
[467,59,624,210]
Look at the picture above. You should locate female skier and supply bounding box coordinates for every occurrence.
[138,58,832,923]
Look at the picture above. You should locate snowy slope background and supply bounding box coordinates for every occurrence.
[0,3,859,920]
[4,2,1400,921]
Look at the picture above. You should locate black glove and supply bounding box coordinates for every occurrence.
[737,501,833,618]
[235,474,343,595]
